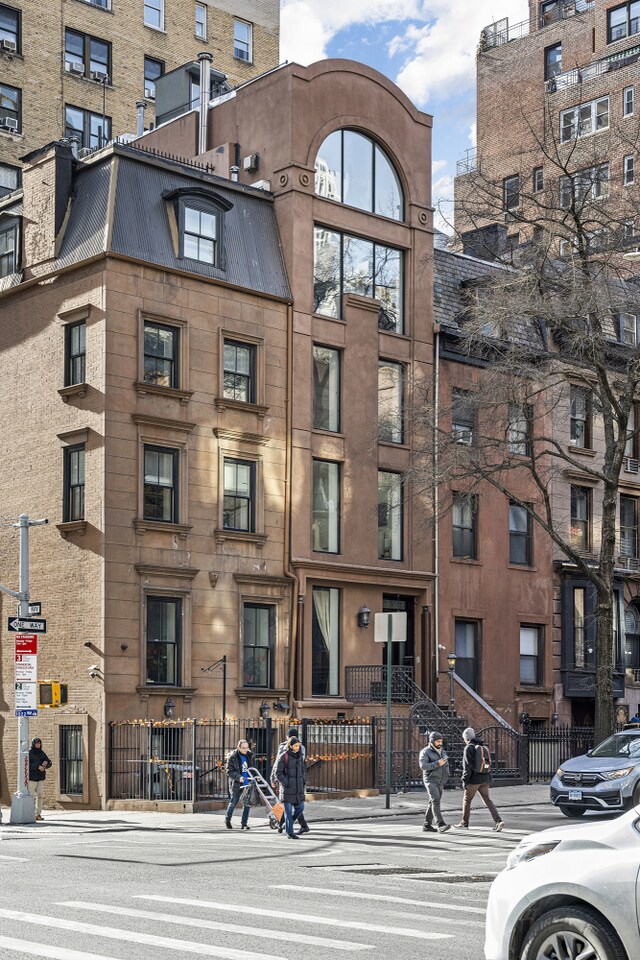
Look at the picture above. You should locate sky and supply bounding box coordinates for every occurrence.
[280,0,529,230]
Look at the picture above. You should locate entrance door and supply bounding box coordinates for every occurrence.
[381,595,414,668]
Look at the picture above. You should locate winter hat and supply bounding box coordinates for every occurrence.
[287,726,299,738]
[31,737,41,747]
[462,727,476,742]
[429,730,444,743]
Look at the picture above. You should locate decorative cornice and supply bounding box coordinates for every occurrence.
[213,427,269,445]
[291,557,435,585]
[134,381,194,406]
[135,563,199,580]
[131,413,196,433]
[56,520,88,538]
[57,428,89,445]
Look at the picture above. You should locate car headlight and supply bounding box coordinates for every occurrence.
[506,841,560,870]
[604,767,634,780]
[556,768,564,777]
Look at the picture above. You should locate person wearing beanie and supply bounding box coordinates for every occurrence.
[28,736,52,821]
[276,736,307,839]
[418,730,451,833]
[271,725,310,834]
[456,728,504,831]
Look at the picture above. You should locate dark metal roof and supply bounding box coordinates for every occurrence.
[54,145,290,300]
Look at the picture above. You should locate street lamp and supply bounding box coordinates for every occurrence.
[259,700,271,719]
[447,653,457,714]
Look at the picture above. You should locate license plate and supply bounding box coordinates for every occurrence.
[568,789,583,801]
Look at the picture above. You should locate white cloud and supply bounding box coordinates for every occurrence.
[432,159,447,174]
[432,172,454,235]
[280,0,421,64]
[280,0,530,108]
[468,122,477,147]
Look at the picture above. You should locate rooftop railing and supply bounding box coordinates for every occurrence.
[456,148,478,177]
[547,43,640,92]
[480,1,594,50]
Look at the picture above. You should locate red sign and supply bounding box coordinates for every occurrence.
[15,634,37,655]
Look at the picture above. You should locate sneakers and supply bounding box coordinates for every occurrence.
[35,815,44,822]
[493,821,505,832]
[455,822,468,829]
[422,823,437,833]
[240,824,250,831]
[298,824,310,834]
[437,823,451,833]
[225,819,232,830]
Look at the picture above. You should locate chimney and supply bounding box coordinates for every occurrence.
[21,140,75,275]
[136,100,146,138]
[197,51,213,155]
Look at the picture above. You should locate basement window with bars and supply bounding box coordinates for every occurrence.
[59,724,83,796]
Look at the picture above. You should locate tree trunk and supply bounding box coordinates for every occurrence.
[594,585,616,745]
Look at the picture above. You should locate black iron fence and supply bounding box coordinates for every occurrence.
[108,717,377,802]
[526,725,596,783]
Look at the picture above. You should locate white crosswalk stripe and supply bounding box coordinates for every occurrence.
[271,884,487,914]
[135,895,453,940]
[61,901,371,951]
[0,936,121,960]
[0,908,286,960]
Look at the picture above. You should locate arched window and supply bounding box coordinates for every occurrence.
[314,130,403,221]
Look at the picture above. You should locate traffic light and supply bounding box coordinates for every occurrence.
[38,681,68,708]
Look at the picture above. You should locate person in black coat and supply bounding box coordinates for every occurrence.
[225,739,254,830]
[456,727,504,831]
[276,736,307,839]
[28,737,51,821]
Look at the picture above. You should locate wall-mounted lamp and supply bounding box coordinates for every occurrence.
[259,700,270,719]
[519,711,530,727]
[551,712,558,726]
[446,653,456,713]
[164,697,175,718]
[357,605,371,629]
[273,700,289,712]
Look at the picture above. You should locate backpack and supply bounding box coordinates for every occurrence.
[474,743,491,774]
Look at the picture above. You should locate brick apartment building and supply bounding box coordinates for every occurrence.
[0,59,437,809]
[454,0,640,726]
[0,0,279,195]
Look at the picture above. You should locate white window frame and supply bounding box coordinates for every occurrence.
[624,154,635,186]
[561,163,610,208]
[195,2,207,39]
[533,167,544,193]
[144,0,164,30]
[619,313,640,346]
[560,97,609,142]
[233,18,252,62]
[624,85,635,117]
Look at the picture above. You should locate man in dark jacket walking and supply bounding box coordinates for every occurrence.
[276,736,307,839]
[456,727,504,831]
[28,737,51,821]
[225,739,254,830]
[419,730,451,832]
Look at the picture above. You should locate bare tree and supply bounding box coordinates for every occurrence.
[419,102,640,742]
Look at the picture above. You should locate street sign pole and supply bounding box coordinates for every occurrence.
[385,615,393,810]
[9,514,48,824]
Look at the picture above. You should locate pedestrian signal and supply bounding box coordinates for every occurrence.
[38,681,68,708]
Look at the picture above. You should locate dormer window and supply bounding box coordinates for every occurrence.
[163,188,232,270]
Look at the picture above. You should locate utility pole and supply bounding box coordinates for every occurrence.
[0,514,48,824]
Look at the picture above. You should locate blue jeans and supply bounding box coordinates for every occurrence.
[226,782,250,825]
[284,800,304,835]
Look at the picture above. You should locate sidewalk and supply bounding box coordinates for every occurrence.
[0,783,551,834]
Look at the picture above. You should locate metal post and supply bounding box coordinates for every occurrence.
[10,516,36,823]
[385,616,393,809]
[449,667,455,714]
[221,655,227,723]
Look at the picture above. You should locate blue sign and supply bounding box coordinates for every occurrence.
[15,709,38,717]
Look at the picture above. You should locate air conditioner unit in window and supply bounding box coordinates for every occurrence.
[454,429,473,445]
[1,38,17,52]
[77,147,93,159]
[66,60,85,74]
[0,117,18,131]
[91,70,109,82]
[144,86,155,99]
[234,47,250,61]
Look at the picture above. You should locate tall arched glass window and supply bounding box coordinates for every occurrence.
[314,129,404,221]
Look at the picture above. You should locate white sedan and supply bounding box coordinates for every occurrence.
[485,805,640,960]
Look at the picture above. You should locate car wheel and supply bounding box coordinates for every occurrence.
[558,805,586,818]
[631,781,640,808]
[521,906,627,960]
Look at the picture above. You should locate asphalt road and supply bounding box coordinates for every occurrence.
[0,802,567,960]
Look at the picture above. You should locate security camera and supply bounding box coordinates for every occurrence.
[88,664,98,671]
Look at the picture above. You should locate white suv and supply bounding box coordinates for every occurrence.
[485,805,640,960]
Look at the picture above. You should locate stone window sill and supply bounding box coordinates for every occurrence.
[214,396,269,419]
[58,383,88,402]
[136,685,197,696]
[214,528,267,546]
[134,381,193,405]
[134,519,192,539]
[57,520,88,537]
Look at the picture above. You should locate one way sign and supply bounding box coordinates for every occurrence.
[8,617,47,633]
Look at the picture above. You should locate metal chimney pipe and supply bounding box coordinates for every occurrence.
[230,165,239,182]
[197,51,213,155]
[68,136,80,159]
[135,100,146,138]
